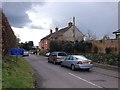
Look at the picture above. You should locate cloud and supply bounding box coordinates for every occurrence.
[12,26,50,46]
[2,2,33,28]
[2,2,118,46]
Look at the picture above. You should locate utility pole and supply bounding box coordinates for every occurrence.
[73,17,75,54]
[73,17,75,42]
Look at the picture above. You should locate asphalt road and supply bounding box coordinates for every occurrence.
[24,55,119,89]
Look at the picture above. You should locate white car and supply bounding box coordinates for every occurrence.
[46,52,50,57]
[23,51,29,56]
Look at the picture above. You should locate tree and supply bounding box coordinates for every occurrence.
[49,40,59,52]
[62,41,74,54]
[102,34,110,40]
[19,41,34,51]
[85,30,96,41]
[28,41,34,47]
[84,42,92,53]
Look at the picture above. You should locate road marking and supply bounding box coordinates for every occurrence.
[68,73,103,88]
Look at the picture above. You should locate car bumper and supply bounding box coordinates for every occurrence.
[75,64,93,69]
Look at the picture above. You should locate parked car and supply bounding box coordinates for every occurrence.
[61,55,93,71]
[46,52,50,57]
[23,51,29,56]
[48,52,67,64]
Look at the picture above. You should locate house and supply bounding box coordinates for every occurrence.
[113,29,120,39]
[113,29,120,54]
[39,22,84,50]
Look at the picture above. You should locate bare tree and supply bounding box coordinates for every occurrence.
[85,30,96,41]
[102,34,110,40]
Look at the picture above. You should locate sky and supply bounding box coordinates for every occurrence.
[2,0,119,46]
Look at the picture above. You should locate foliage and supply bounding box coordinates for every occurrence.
[62,41,74,53]
[82,53,119,66]
[2,56,35,88]
[19,41,34,51]
[49,40,92,54]
[93,46,98,53]
[105,47,111,54]
[39,49,47,56]
[2,12,18,57]
[108,59,114,65]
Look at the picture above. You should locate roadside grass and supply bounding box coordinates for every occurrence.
[2,56,35,88]
[0,57,2,90]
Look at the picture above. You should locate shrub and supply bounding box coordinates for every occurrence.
[93,46,98,53]
[108,59,114,65]
[39,49,46,56]
[105,47,111,54]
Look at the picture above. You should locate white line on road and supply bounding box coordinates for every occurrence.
[68,73,103,88]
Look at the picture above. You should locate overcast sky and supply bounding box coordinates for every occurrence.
[2,0,119,46]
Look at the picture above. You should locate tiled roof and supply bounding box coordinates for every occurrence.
[52,26,71,37]
[41,26,71,40]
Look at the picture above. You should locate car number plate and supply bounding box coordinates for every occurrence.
[83,62,90,64]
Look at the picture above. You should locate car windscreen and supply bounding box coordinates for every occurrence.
[75,56,88,60]
[58,52,67,56]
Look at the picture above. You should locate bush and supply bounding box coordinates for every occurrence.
[108,59,114,65]
[81,53,118,66]
[93,46,98,53]
[105,47,111,54]
[39,49,46,56]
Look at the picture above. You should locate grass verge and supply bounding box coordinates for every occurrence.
[2,56,35,88]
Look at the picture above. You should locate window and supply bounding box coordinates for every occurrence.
[51,53,57,56]
[65,56,70,60]
[69,56,74,60]
[58,52,67,56]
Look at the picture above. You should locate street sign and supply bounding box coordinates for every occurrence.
[10,48,24,56]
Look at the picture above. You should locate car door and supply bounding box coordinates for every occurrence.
[62,56,69,66]
[67,55,74,67]
[65,55,72,67]
[49,52,55,62]
[51,52,57,62]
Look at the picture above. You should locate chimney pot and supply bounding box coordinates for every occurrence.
[50,29,53,34]
[68,22,73,27]
[55,27,58,32]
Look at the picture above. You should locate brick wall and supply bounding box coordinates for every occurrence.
[91,39,118,54]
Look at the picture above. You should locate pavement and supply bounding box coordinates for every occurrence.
[94,63,119,71]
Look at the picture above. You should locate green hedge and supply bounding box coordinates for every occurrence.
[82,53,119,66]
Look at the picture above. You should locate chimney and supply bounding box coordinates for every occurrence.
[50,29,53,34]
[68,22,73,27]
[55,27,58,32]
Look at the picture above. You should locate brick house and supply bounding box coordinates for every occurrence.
[39,22,84,50]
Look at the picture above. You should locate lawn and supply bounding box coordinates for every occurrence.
[2,56,35,88]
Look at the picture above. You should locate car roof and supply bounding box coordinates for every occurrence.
[52,52,66,53]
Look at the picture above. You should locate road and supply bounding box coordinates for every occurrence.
[24,55,119,89]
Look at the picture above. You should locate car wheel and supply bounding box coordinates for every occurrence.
[53,60,56,64]
[71,65,76,71]
[86,68,90,71]
[48,58,50,63]
[61,62,63,67]
[48,60,50,63]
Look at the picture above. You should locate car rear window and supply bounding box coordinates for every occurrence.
[76,56,88,60]
[58,52,67,56]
